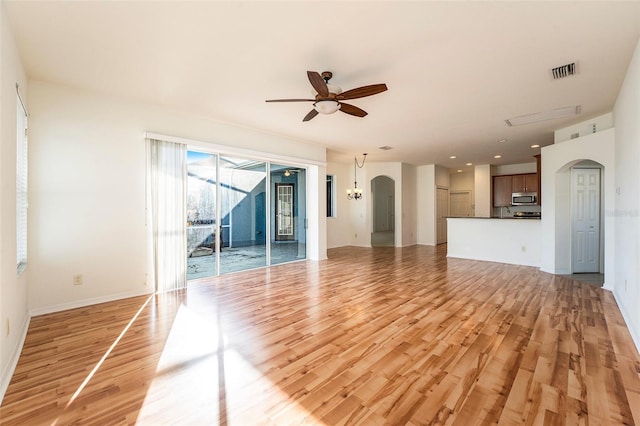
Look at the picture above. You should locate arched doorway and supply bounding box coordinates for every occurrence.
[570,161,603,274]
[541,128,613,289]
[371,175,395,247]
[553,159,605,285]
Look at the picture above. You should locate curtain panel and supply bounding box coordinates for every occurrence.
[146,138,187,292]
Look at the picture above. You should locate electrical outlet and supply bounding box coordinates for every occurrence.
[521,246,526,252]
[6,319,10,336]
[73,274,83,285]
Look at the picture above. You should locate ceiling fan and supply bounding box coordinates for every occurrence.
[266,71,388,122]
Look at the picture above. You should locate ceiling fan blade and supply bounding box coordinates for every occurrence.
[265,98,315,102]
[302,109,319,122]
[337,84,388,101]
[307,71,329,97]
[339,103,368,118]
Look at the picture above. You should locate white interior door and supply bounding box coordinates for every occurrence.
[436,187,449,244]
[571,168,600,273]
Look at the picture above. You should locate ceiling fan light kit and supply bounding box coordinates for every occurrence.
[314,100,341,114]
[266,71,387,122]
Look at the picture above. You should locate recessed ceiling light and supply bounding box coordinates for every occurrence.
[497,139,507,143]
[450,155,456,159]
[531,144,540,148]
[494,155,502,159]
[505,105,581,127]
[379,145,393,151]
[466,162,473,166]
[457,170,462,173]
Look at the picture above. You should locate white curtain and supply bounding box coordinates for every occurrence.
[147,138,187,292]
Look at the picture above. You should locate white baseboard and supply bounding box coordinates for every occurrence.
[611,287,640,357]
[1,289,154,403]
[446,253,540,268]
[29,288,153,317]
[0,314,31,404]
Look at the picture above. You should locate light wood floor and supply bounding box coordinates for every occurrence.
[2,245,639,425]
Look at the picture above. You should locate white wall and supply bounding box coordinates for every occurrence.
[448,218,541,267]
[492,162,536,176]
[435,165,450,188]
[474,164,492,217]
[450,171,474,192]
[540,129,615,285]
[416,165,436,245]
[363,162,402,246]
[306,165,328,261]
[27,81,326,314]
[0,3,30,401]
[326,161,351,249]
[450,171,475,216]
[327,160,417,248]
[345,162,369,247]
[401,163,417,246]
[612,37,640,350]
[554,113,613,144]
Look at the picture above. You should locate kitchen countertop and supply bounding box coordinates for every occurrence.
[447,216,541,220]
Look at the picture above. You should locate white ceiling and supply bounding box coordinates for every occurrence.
[5,1,640,168]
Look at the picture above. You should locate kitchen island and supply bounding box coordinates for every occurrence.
[447,217,541,267]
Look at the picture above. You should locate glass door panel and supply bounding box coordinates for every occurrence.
[186,151,217,280]
[219,156,267,274]
[270,164,306,265]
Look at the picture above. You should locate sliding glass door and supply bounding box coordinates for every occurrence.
[219,156,267,274]
[186,152,217,280]
[186,151,305,280]
[270,164,306,265]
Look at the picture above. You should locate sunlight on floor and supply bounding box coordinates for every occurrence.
[62,295,155,414]
[136,303,322,424]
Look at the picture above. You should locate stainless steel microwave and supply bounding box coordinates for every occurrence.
[512,192,537,205]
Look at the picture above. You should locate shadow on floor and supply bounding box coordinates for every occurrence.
[563,273,604,287]
[371,231,394,247]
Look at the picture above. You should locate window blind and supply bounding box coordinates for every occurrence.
[16,96,28,270]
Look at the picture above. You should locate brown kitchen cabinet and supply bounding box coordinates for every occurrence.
[493,175,512,207]
[512,173,538,193]
[493,172,539,207]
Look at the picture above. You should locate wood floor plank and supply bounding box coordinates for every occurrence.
[1,245,639,425]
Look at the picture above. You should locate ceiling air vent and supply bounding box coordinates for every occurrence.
[552,62,576,79]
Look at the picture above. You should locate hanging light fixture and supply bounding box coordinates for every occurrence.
[346,153,367,200]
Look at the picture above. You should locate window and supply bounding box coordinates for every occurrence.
[326,174,336,217]
[16,95,28,273]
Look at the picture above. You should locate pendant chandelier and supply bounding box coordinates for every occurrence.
[346,153,367,200]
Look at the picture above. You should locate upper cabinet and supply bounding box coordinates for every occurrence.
[492,172,539,207]
[493,175,513,207]
[512,173,538,193]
